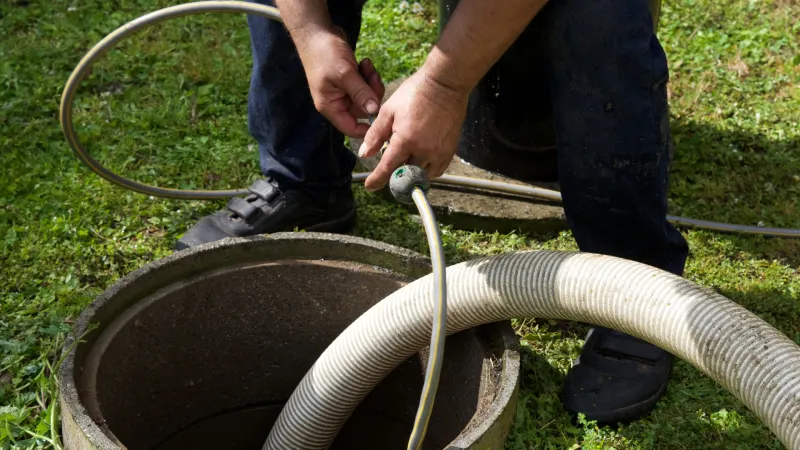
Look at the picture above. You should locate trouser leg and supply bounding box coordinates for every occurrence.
[534,0,690,423]
[541,0,688,275]
[246,0,363,202]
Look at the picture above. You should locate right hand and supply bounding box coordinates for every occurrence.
[294,26,385,138]
[358,69,469,191]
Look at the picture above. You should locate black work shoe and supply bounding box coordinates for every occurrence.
[561,326,673,424]
[175,179,356,251]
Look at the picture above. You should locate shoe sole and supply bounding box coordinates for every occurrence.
[562,381,668,426]
[305,207,357,234]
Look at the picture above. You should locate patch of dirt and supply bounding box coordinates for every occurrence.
[728,52,750,79]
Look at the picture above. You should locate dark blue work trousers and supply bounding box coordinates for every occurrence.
[246,0,689,276]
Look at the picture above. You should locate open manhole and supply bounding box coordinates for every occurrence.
[59,233,520,450]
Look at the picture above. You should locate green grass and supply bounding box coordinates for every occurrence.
[1,0,799,448]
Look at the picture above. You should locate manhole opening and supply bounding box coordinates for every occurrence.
[77,259,496,450]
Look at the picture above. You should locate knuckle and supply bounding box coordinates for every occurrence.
[352,87,369,102]
[334,65,354,83]
[365,131,384,148]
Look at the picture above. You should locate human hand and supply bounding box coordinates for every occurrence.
[357,70,469,192]
[294,27,385,138]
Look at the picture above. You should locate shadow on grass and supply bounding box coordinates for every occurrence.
[669,120,800,225]
[667,119,800,262]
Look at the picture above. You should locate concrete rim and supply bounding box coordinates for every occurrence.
[58,232,521,449]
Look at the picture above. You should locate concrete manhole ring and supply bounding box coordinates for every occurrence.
[59,232,521,450]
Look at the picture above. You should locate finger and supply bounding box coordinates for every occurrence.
[406,155,430,173]
[358,108,393,158]
[314,91,362,137]
[359,58,385,100]
[429,162,446,179]
[359,58,376,78]
[340,64,381,116]
[327,108,370,138]
[332,25,348,41]
[365,143,410,192]
[347,102,370,120]
[344,60,384,119]
[433,154,456,178]
[346,73,384,119]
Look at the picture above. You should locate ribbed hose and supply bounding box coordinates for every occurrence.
[264,251,800,450]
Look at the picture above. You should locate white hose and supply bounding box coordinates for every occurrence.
[264,250,800,450]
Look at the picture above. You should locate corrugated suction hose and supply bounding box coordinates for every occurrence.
[264,251,800,450]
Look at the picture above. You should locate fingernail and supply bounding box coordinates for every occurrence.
[365,100,379,115]
[358,142,367,157]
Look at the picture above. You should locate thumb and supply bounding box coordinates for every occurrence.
[359,107,393,158]
[340,67,380,116]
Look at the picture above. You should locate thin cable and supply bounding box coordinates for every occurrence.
[59,1,280,200]
[59,2,800,237]
[430,174,800,238]
[407,187,447,450]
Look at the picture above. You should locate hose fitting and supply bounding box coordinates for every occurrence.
[389,165,430,204]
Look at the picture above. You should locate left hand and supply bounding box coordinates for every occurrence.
[293,26,385,139]
[358,69,469,192]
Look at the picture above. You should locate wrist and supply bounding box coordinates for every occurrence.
[420,48,477,97]
[290,23,338,49]
[275,0,337,47]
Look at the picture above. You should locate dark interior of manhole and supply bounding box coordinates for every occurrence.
[79,260,500,450]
